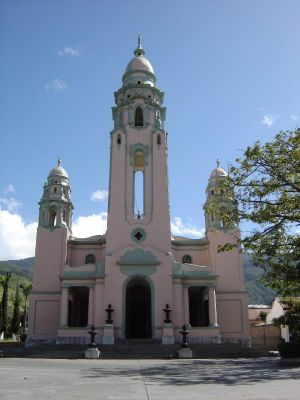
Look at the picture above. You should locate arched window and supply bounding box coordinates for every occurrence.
[133,150,145,218]
[49,206,57,227]
[53,187,57,194]
[157,134,161,145]
[117,134,121,145]
[182,254,192,264]
[85,254,95,264]
[135,107,144,127]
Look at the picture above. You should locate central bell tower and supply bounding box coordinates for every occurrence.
[104,37,173,338]
[106,36,171,252]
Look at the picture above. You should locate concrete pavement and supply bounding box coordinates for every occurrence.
[0,357,300,400]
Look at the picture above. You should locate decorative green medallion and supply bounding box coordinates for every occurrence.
[131,228,146,243]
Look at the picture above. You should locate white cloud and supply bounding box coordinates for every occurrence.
[261,114,274,127]
[45,78,68,93]
[72,212,107,238]
[0,197,22,212]
[90,190,108,202]
[0,209,37,260]
[58,46,80,57]
[291,114,299,122]
[4,184,15,194]
[171,217,204,238]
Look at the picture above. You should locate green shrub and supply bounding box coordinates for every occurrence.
[278,341,300,358]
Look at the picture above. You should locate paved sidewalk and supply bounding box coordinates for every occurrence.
[0,358,300,400]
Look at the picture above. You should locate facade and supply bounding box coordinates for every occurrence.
[266,298,293,342]
[248,305,271,327]
[27,38,250,346]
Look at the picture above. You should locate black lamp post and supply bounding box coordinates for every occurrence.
[179,324,190,348]
[88,325,98,348]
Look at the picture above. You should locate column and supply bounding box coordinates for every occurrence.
[56,202,62,226]
[88,287,94,326]
[60,287,69,326]
[208,288,218,326]
[183,286,190,325]
[94,282,104,327]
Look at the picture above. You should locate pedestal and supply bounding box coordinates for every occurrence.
[85,347,100,359]
[162,323,175,344]
[178,348,193,359]
[103,324,115,345]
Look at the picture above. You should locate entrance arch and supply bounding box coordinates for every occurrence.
[125,278,151,338]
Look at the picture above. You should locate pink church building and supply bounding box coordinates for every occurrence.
[27,38,250,346]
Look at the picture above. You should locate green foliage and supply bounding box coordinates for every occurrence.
[208,129,300,296]
[259,311,267,323]
[0,272,12,335]
[11,286,20,335]
[243,256,276,304]
[0,260,33,336]
[278,342,300,358]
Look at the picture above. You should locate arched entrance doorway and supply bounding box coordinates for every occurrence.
[125,278,151,338]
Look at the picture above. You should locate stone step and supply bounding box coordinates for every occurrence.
[0,342,267,359]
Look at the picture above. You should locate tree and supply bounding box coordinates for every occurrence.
[208,129,300,295]
[11,285,21,335]
[0,272,12,335]
[20,282,32,335]
[259,311,267,324]
[273,298,300,340]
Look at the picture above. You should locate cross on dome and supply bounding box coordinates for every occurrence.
[134,34,145,57]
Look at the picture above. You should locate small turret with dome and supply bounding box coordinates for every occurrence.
[204,159,237,231]
[38,158,73,230]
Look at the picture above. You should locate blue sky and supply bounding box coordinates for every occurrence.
[0,0,299,260]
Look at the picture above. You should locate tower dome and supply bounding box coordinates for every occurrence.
[204,159,237,232]
[209,159,227,180]
[48,158,69,178]
[39,158,73,230]
[122,36,156,87]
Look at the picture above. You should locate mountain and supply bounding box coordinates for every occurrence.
[0,259,33,325]
[6,257,35,272]
[0,255,276,305]
[243,255,276,305]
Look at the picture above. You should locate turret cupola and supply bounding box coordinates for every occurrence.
[112,36,166,131]
[122,35,156,87]
[38,159,73,230]
[204,159,237,232]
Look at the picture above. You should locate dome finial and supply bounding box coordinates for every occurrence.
[134,34,145,56]
[58,157,61,166]
[216,158,220,168]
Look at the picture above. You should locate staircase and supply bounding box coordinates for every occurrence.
[1,339,266,359]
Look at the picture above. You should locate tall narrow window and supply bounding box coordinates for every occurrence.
[134,171,144,218]
[134,150,145,218]
[135,107,144,127]
[49,206,57,227]
[157,134,161,145]
[117,134,121,145]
